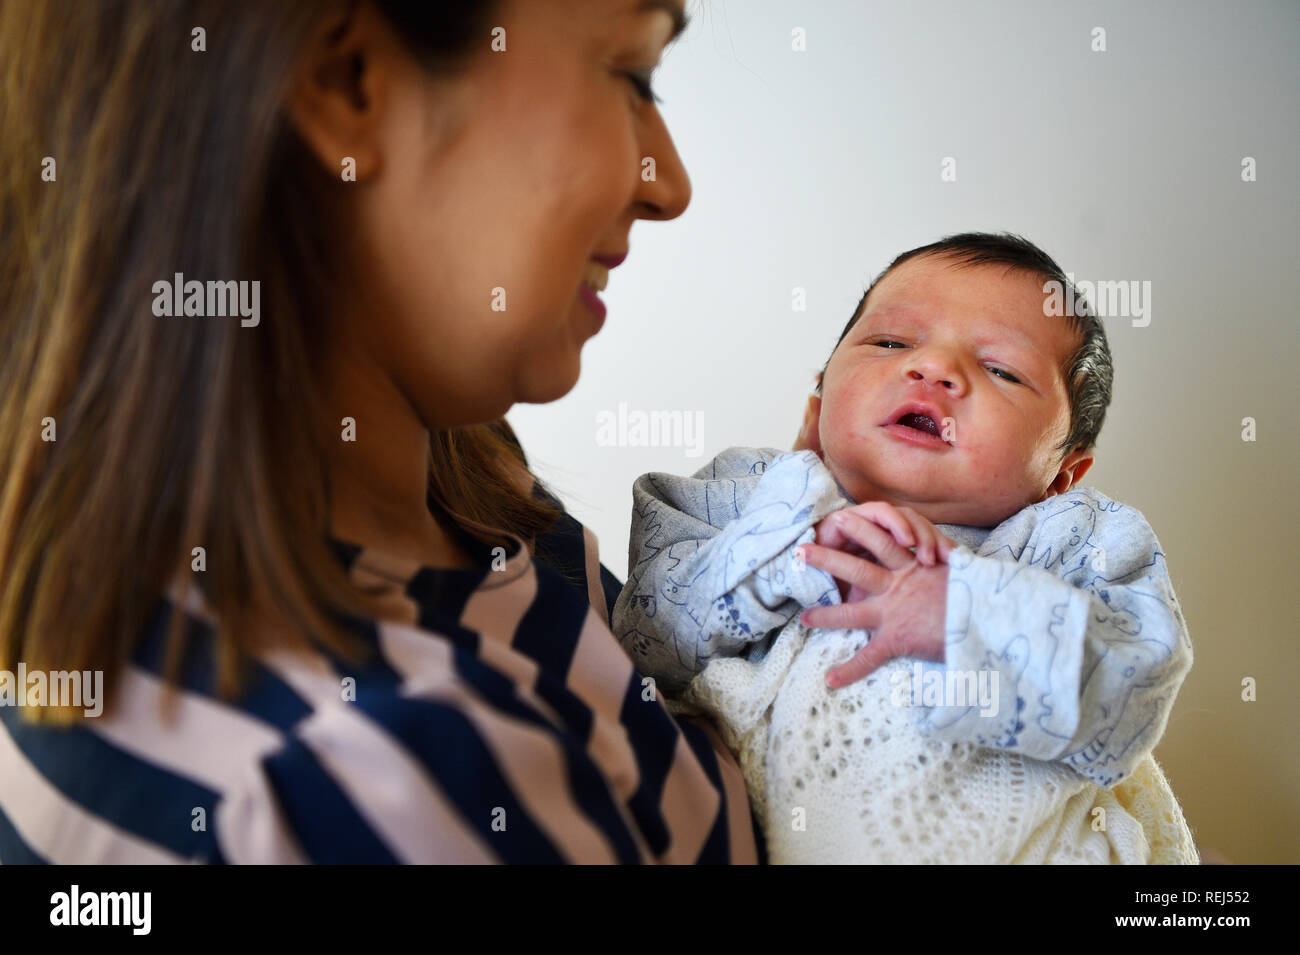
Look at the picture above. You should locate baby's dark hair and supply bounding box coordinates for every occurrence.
[817,232,1113,457]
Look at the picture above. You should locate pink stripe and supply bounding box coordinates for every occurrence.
[565,610,643,802]
[682,714,760,864]
[581,524,609,623]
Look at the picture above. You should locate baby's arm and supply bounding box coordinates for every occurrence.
[914,489,1194,786]
[611,448,845,695]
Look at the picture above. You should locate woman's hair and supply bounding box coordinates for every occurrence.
[0,0,556,724]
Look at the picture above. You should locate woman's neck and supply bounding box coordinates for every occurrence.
[319,334,477,571]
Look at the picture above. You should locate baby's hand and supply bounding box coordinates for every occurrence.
[799,501,955,687]
[813,501,956,575]
[796,554,948,688]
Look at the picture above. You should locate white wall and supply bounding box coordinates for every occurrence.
[509,0,1299,863]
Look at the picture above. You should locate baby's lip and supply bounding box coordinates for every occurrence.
[882,401,953,443]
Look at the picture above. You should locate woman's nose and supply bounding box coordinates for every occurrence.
[632,109,691,222]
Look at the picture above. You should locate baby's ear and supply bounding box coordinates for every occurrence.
[793,394,823,453]
[1045,448,1094,496]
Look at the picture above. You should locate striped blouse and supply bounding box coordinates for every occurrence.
[0,516,761,864]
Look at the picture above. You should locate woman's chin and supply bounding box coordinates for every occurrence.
[517,361,582,407]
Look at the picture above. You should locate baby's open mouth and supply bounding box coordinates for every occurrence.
[895,412,942,437]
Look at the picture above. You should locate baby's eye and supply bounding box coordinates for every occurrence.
[987,366,1022,384]
[872,340,908,349]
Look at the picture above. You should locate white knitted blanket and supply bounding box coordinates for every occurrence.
[682,621,1199,864]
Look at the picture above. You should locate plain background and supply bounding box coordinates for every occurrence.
[510,0,1299,864]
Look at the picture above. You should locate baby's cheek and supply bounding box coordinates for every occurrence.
[964,443,1034,505]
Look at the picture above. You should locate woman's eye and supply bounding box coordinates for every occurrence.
[987,366,1022,384]
[624,70,662,104]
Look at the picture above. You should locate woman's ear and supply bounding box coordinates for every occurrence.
[284,3,390,180]
[793,394,823,453]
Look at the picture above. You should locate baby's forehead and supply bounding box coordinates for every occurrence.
[862,258,1077,358]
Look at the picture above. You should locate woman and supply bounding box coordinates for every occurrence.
[0,0,759,863]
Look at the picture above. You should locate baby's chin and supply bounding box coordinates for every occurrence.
[829,462,1021,527]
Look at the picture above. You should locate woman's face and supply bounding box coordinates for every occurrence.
[307,0,691,429]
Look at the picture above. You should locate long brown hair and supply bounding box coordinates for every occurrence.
[0,0,556,724]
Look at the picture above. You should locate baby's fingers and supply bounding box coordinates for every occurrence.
[821,511,914,571]
[842,502,915,549]
[913,518,945,565]
[895,508,956,565]
[799,599,883,632]
[798,543,892,594]
[824,636,896,688]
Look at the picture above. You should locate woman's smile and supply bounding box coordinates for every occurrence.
[578,259,609,325]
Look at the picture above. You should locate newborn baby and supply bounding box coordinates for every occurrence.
[612,233,1198,864]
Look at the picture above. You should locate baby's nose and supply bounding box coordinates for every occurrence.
[907,368,958,389]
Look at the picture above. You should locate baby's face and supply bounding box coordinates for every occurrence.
[809,255,1091,527]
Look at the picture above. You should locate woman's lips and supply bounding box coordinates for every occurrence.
[577,283,606,325]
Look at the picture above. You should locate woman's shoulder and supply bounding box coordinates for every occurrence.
[0,554,758,864]
[254,552,755,863]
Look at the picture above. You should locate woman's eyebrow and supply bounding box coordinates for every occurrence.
[638,0,691,42]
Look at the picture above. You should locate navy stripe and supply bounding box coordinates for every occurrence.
[407,565,489,626]
[533,510,592,599]
[0,707,221,862]
[678,718,731,864]
[132,601,315,735]
[599,564,624,627]
[0,802,48,864]
[442,648,643,862]
[260,739,401,864]
[345,608,564,745]
[618,674,673,857]
[356,694,565,863]
[315,617,638,862]
[312,617,408,701]
[436,625,569,735]
[513,563,588,678]
[512,565,592,742]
